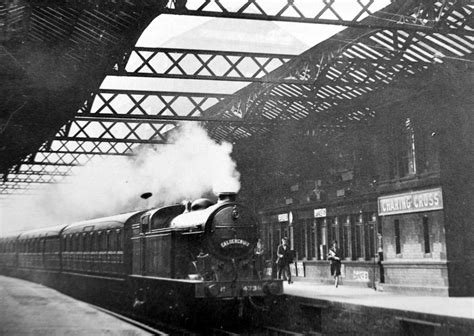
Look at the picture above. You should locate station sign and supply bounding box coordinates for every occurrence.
[278,213,289,222]
[378,187,443,216]
[314,208,327,218]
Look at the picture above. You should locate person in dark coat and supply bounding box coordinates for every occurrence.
[254,238,265,280]
[328,240,342,287]
[276,237,293,284]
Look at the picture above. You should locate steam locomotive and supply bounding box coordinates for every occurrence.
[0,192,283,324]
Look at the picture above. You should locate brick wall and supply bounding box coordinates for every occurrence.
[384,262,448,287]
[382,210,446,261]
[304,261,379,287]
[381,210,449,292]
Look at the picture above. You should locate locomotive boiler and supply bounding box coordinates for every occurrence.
[0,192,283,325]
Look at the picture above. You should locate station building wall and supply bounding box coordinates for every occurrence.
[257,68,474,296]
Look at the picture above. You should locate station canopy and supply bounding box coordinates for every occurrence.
[0,0,473,199]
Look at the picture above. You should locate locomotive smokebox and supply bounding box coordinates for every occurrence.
[217,192,237,203]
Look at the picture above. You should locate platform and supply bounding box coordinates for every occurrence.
[283,280,474,320]
[0,275,153,335]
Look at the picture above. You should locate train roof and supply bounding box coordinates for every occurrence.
[18,224,69,240]
[62,211,144,235]
[0,235,20,242]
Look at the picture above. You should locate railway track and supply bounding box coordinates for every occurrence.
[89,303,199,335]
[90,302,305,336]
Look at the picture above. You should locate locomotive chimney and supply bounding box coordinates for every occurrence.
[217,192,237,203]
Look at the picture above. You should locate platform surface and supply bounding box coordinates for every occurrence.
[284,280,474,320]
[0,275,152,335]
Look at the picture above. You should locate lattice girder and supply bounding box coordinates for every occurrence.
[86,89,231,119]
[113,47,295,82]
[44,139,137,155]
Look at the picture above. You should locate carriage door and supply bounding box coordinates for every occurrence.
[132,214,149,275]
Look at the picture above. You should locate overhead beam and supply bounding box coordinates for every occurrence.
[75,114,275,124]
[26,0,472,35]
[37,149,135,156]
[53,137,167,145]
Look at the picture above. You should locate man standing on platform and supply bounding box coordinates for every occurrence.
[276,237,293,284]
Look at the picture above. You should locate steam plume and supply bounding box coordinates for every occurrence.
[0,123,240,235]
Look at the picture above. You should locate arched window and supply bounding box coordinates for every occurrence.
[389,117,417,179]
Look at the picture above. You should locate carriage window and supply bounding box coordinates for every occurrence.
[46,239,52,253]
[89,233,95,251]
[91,232,98,252]
[82,234,88,252]
[109,231,117,251]
[98,232,102,251]
[117,230,123,251]
[106,231,111,250]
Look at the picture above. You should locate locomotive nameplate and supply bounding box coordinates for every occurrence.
[220,238,250,248]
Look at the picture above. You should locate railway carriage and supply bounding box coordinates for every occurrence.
[0,236,17,272]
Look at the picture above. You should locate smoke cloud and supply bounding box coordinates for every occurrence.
[0,123,240,235]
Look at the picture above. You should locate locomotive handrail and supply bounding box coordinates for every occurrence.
[213,225,255,228]
[180,231,205,236]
